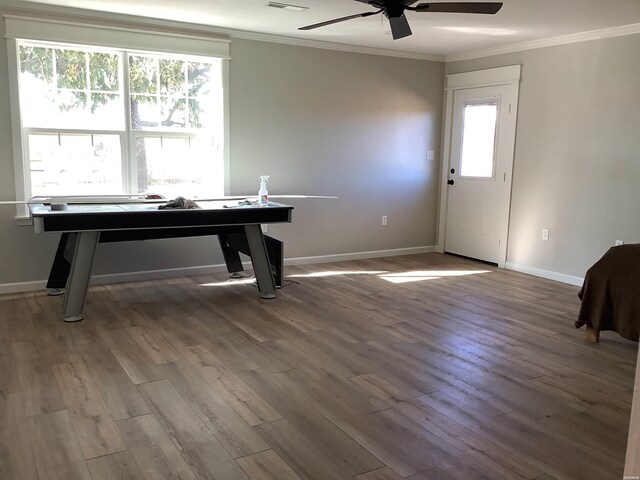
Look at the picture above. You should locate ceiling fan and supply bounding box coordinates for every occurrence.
[299,0,503,40]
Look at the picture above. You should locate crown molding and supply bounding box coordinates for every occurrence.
[226,29,444,62]
[0,1,444,62]
[0,2,229,41]
[446,22,640,63]
[231,31,445,62]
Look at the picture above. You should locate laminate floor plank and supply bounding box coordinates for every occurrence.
[12,341,66,417]
[0,393,38,480]
[28,410,92,480]
[234,449,302,480]
[182,344,283,426]
[97,327,165,385]
[52,355,127,459]
[216,329,293,374]
[392,397,541,479]
[138,379,249,480]
[117,414,197,480]
[86,450,146,480]
[0,253,634,480]
[0,344,19,400]
[354,466,404,479]
[240,368,385,476]
[272,370,437,477]
[127,325,181,365]
[254,419,352,480]
[78,341,151,420]
[159,360,270,458]
[406,467,457,479]
[198,330,271,373]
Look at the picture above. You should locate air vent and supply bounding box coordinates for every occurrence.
[267,2,309,12]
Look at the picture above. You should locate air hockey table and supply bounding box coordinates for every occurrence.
[29,199,293,322]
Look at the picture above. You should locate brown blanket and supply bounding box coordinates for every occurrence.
[576,244,640,341]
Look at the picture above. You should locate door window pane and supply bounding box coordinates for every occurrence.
[460,103,498,178]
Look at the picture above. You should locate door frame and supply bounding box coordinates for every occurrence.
[436,65,521,268]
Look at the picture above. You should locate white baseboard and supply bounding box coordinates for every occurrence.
[0,245,437,295]
[505,261,584,286]
[0,280,48,295]
[284,246,436,266]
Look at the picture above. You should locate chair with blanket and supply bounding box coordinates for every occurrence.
[575,244,640,343]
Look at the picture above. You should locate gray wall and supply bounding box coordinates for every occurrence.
[0,16,444,286]
[447,34,640,278]
[228,40,443,258]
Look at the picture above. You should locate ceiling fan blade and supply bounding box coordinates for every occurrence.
[389,14,413,40]
[410,2,503,14]
[353,0,384,6]
[299,9,383,31]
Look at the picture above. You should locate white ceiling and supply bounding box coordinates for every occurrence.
[16,0,640,57]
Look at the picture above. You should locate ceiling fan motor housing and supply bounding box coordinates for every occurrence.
[384,0,407,18]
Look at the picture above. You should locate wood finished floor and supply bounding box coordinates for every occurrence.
[0,252,636,480]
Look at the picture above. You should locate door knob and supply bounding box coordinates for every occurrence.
[447,179,455,185]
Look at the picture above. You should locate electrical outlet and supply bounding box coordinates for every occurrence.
[615,240,624,246]
[427,150,435,161]
[542,228,549,241]
[262,224,268,233]
[381,215,388,226]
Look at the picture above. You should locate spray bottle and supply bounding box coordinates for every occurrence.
[258,175,270,207]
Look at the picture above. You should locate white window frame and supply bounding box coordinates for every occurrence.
[5,15,230,223]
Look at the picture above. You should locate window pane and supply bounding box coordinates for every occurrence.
[56,49,87,89]
[129,55,158,94]
[57,90,87,114]
[19,43,124,130]
[129,54,221,132]
[135,136,222,198]
[131,95,159,128]
[28,133,123,196]
[20,46,54,83]
[160,97,187,128]
[188,62,212,97]
[160,59,185,96]
[89,52,119,91]
[460,103,498,178]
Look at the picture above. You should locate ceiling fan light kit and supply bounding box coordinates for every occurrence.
[299,0,503,40]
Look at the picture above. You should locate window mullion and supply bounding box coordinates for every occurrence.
[122,51,136,194]
[85,51,91,117]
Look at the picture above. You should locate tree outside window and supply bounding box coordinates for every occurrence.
[18,42,224,198]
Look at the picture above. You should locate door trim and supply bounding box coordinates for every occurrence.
[436,65,521,268]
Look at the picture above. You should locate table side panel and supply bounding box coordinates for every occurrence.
[30,204,293,233]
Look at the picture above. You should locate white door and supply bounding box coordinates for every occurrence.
[444,83,519,265]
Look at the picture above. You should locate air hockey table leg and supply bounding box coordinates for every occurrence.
[62,231,99,322]
[243,224,276,299]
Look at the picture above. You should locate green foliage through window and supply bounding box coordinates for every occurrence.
[17,40,223,198]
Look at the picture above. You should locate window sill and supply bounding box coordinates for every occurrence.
[15,215,32,226]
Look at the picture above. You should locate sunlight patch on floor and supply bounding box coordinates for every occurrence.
[379,270,491,284]
[199,278,255,287]
[288,270,389,278]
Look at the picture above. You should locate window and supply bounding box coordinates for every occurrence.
[459,101,498,178]
[16,41,224,199]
